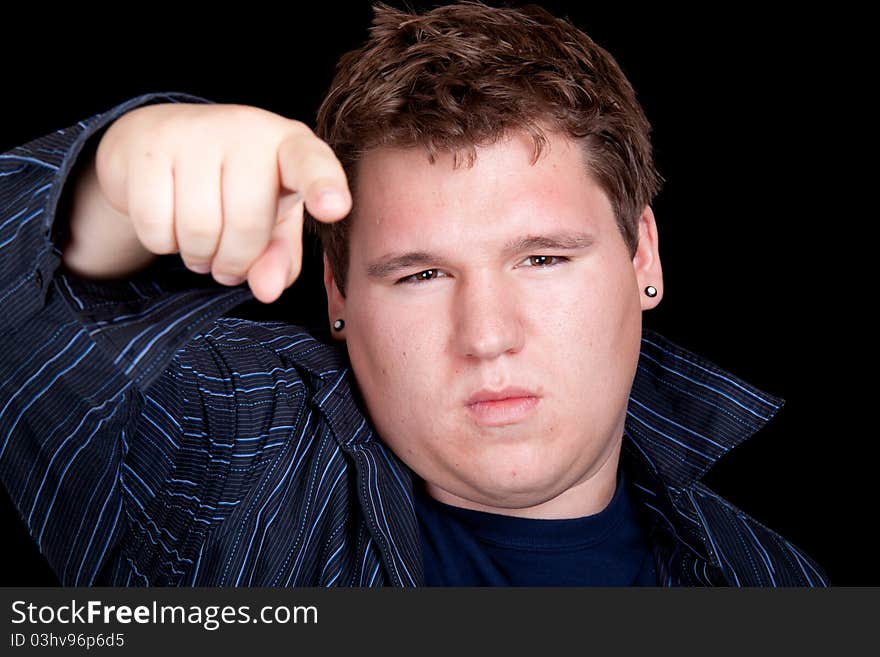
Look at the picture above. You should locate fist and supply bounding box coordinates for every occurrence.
[94,102,351,303]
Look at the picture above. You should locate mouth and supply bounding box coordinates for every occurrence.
[465,387,540,427]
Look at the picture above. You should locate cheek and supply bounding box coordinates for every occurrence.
[345,309,456,467]
[531,260,640,388]
[534,259,635,336]
[345,298,443,413]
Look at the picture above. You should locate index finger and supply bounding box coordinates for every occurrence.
[278,131,352,223]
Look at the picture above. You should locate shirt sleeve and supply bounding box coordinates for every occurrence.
[0,92,255,585]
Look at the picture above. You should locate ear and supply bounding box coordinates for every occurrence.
[632,205,663,310]
[323,253,347,340]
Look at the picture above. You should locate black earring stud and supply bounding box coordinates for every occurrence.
[333,319,345,331]
[644,286,657,298]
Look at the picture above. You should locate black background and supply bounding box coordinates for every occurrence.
[1,3,867,585]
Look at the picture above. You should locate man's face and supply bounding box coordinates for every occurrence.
[324,130,662,518]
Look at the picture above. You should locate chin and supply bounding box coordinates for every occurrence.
[463,469,571,508]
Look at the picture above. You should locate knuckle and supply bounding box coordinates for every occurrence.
[177,223,218,245]
[212,254,252,278]
[145,114,180,145]
[131,210,169,242]
[177,216,220,243]
[147,241,177,256]
[300,148,330,171]
[127,193,174,255]
[137,230,176,255]
[285,117,312,136]
[282,131,327,165]
[179,246,215,264]
[226,210,268,236]
[306,140,337,166]
[223,104,268,129]
[213,267,248,282]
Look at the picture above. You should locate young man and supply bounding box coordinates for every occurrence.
[0,1,828,586]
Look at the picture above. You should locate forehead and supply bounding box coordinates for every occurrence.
[348,131,613,244]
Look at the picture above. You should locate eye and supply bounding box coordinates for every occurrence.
[517,255,569,268]
[396,268,448,285]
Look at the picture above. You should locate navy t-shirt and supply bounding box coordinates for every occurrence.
[413,469,657,586]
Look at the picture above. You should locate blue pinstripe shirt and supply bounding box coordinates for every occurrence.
[0,92,829,586]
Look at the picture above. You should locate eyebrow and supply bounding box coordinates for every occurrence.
[365,231,595,279]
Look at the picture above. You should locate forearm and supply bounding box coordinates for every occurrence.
[60,152,156,280]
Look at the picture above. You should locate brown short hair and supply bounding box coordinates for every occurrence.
[309,0,663,296]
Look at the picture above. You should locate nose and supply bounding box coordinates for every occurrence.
[452,273,525,360]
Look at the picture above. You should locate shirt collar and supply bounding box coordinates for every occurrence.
[626,328,784,493]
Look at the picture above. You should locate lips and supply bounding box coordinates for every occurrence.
[465,387,540,426]
[466,387,538,405]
